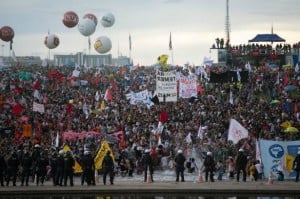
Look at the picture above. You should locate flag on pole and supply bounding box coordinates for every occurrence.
[94,140,115,170]
[169,32,172,50]
[227,118,248,144]
[88,37,91,52]
[129,34,132,51]
[55,132,59,147]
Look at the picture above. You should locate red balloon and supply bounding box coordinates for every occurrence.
[0,26,14,42]
[63,11,79,28]
[83,13,98,26]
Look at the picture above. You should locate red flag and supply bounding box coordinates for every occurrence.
[159,110,168,123]
[33,79,41,90]
[12,103,22,115]
[104,88,112,101]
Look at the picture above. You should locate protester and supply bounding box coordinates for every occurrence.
[0,51,299,186]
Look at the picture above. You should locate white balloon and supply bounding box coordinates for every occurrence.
[100,13,115,28]
[78,18,96,37]
[44,34,59,49]
[94,36,112,54]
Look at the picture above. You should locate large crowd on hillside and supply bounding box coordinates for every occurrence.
[0,53,299,186]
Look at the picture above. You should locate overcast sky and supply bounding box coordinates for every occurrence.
[0,0,299,66]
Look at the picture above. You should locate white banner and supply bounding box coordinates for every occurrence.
[179,74,197,99]
[125,90,152,107]
[33,102,45,113]
[259,139,300,179]
[156,70,177,102]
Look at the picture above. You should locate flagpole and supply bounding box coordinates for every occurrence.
[169,32,174,65]
[129,34,132,64]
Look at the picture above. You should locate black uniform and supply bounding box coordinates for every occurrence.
[55,152,64,186]
[50,152,58,186]
[0,152,7,186]
[293,153,300,182]
[35,152,49,186]
[174,151,186,182]
[63,151,75,186]
[6,152,19,186]
[20,151,32,186]
[204,153,215,182]
[81,152,94,185]
[141,150,153,182]
[102,151,115,185]
[235,150,248,182]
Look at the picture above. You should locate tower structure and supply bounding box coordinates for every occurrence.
[225,0,231,46]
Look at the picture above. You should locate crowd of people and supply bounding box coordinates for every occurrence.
[0,53,299,186]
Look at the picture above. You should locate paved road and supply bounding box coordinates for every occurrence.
[1,177,300,197]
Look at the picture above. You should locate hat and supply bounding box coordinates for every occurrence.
[34,144,40,148]
[177,149,183,154]
[84,151,90,155]
[59,150,64,155]
[298,151,300,155]
[207,151,212,156]
[106,150,111,155]
[145,149,150,153]
[238,148,244,152]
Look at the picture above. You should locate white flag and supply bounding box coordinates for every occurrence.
[197,125,203,140]
[255,139,261,163]
[55,132,59,148]
[229,90,233,105]
[185,132,192,144]
[228,119,248,144]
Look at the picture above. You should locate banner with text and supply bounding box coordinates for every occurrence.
[179,74,197,99]
[259,139,300,179]
[156,70,177,102]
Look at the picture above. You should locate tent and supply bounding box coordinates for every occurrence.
[248,34,285,43]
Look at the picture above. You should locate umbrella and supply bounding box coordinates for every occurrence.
[284,85,298,92]
[270,99,280,104]
[280,121,291,129]
[284,127,299,133]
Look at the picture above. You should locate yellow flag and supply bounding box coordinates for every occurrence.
[285,153,295,173]
[63,144,82,173]
[94,140,115,170]
[100,100,105,111]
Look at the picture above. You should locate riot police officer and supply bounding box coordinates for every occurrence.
[81,150,94,186]
[50,151,58,186]
[20,149,32,186]
[6,151,19,186]
[102,150,115,185]
[0,150,6,186]
[174,149,186,182]
[63,151,75,186]
[55,150,65,186]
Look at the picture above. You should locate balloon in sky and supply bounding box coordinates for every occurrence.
[0,26,14,42]
[94,36,112,54]
[83,13,98,26]
[62,11,79,28]
[44,34,60,49]
[78,18,96,37]
[100,13,115,28]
